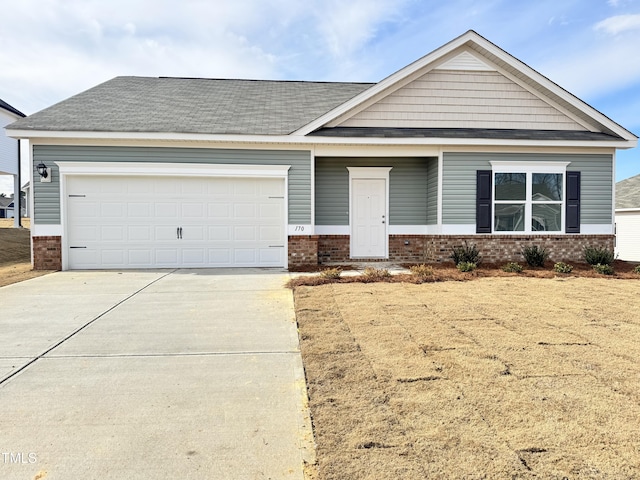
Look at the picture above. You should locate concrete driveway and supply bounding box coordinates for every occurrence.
[0,269,314,480]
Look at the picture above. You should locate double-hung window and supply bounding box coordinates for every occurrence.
[490,162,570,233]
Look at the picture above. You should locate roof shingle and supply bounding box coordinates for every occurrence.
[7,77,373,135]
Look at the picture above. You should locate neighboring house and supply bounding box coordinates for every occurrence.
[1,98,26,226]
[0,195,14,218]
[21,181,30,217]
[615,173,640,261]
[6,31,638,271]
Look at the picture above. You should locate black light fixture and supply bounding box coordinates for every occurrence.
[37,163,49,179]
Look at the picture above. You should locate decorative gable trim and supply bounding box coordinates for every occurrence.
[435,51,494,71]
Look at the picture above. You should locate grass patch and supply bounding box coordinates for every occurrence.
[294,278,640,478]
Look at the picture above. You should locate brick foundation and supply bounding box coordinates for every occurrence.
[288,235,319,268]
[32,236,62,270]
[291,234,615,268]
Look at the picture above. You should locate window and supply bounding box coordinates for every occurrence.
[490,162,569,234]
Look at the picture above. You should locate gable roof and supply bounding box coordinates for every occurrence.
[6,77,372,135]
[294,30,636,143]
[5,30,637,147]
[0,196,14,208]
[616,174,640,209]
[0,99,25,118]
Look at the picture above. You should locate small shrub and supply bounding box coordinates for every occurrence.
[634,265,640,275]
[593,263,614,275]
[362,267,391,280]
[583,246,614,266]
[553,262,573,274]
[320,267,342,279]
[502,262,523,273]
[456,261,477,272]
[410,264,434,278]
[521,245,549,267]
[450,241,481,265]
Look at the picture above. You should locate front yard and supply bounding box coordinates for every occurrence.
[294,277,640,479]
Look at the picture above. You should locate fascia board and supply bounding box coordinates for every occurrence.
[467,36,638,142]
[8,128,635,149]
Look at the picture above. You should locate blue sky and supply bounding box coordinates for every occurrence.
[1,0,640,194]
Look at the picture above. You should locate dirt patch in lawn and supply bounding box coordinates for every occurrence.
[294,277,640,479]
[0,218,54,287]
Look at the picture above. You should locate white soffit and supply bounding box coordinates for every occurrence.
[435,51,494,71]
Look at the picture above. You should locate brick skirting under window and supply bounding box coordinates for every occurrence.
[32,236,62,270]
[288,234,615,268]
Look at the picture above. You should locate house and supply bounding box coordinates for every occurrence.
[21,181,30,218]
[1,99,26,227]
[0,194,15,218]
[6,30,638,271]
[615,174,640,261]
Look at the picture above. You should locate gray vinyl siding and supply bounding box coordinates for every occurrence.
[315,157,433,225]
[32,145,311,225]
[426,158,438,225]
[442,152,613,225]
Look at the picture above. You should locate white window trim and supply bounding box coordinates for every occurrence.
[490,161,570,234]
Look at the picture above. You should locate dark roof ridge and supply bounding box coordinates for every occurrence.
[156,76,374,85]
[0,99,25,117]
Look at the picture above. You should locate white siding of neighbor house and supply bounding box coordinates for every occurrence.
[0,109,19,175]
[615,211,640,261]
[338,70,584,131]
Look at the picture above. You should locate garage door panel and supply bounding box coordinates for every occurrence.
[208,203,230,218]
[260,226,283,242]
[155,203,179,218]
[182,203,205,218]
[127,202,152,217]
[67,175,285,269]
[69,201,99,219]
[128,225,151,241]
[101,203,124,217]
[100,225,125,241]
[155,249,179,265]
[234,204,257,218]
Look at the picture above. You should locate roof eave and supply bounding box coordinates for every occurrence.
[7,128,634,149]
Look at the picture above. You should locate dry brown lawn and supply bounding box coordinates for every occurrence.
[0,218,54,287]
[295,277,640,479]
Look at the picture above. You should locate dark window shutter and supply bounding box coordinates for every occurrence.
[566,171,580,233]
[476,170,492,233]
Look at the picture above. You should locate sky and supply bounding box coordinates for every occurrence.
[1,0,640,195]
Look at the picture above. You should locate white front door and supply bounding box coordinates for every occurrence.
[351,178,387,257]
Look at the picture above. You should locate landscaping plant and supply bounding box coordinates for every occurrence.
[456,261,477,272]
[450,241,481,266]
[320,267,342,279]
[593,263,614,275]
[521,245,549,267]
[410,264,434,279]
[583,246,614,266]
[553,262,573,274]
[502,262,523,273]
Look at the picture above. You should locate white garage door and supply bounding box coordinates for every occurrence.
[66,175,286,269]
[616,211,640,262]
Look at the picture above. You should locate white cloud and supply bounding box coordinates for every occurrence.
[595,14,640,35]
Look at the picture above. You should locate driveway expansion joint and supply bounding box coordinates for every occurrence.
[0,269,177,387]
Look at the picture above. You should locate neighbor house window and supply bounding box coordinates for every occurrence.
[491,162,569,234]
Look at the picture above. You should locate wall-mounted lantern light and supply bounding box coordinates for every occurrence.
[37,163,51,183]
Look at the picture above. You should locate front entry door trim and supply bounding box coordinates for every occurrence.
[347,167,392,259]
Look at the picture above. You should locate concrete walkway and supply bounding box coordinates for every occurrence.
[0,269,314,480]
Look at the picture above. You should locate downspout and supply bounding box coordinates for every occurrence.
[14,139,22,228]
